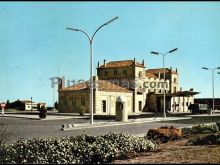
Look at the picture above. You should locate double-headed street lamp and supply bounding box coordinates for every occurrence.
[202,66,220,115]
[66,16,118,124]
[150,48,178,118]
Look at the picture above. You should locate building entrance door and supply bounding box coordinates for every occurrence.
[157,98,162,113]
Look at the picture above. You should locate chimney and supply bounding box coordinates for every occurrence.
[133,58,136,63]
[58,77,64,90]
[158,72,161,79]
[176,68,178,73]
[97,61,99,68]
[142,59,144,66]
[180,87,182,91]
[170,66,172,72]
[95,76,99,91]
[190,88,193,91]
[104,59,106,67]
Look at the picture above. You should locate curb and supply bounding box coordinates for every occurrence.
[61,117,192,131]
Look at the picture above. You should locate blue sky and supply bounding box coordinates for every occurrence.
[0,2,220,106]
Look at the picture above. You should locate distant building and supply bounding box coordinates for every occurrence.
[58,59,199,114]
[194,98,220,110]
[7,99,46,111]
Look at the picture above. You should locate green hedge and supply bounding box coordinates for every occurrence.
[0,133,156,164]
[189,133,220,145]
[182,123,219,138]
[216,121,220,131]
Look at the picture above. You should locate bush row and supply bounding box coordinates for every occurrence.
[145,122,220,143]
[188,133,220,145]
[216,121,220,130]
[182,123,219,138]
[186,122,220,145]
[0,133,156,164]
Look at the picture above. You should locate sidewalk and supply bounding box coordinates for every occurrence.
[0,114,88,120]
[61,116,192,131]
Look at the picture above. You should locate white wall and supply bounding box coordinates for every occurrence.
[171,96,194,113]
[95,91,133,115]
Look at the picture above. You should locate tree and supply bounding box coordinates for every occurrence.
[5,100,10,109]
[54,101,59,110]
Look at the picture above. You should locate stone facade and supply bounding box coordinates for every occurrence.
[59,89,89,113]
[58,59,198,114]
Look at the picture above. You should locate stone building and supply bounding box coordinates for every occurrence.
[58,59,199,114]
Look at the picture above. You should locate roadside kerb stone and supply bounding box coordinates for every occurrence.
[61,117,192,131]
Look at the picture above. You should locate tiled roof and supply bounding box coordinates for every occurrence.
[146,68,177,74]
[59,80,132,93]
[145,72,158,79]
[99,60,144,68]
[59,82,88,91]
[20,100,32,103]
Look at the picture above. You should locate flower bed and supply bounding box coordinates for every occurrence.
[0,133,156,164]
[145,126,182,143]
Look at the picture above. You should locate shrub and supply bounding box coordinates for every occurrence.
[145,126,182,143]
[181,127,193,138]
[79,106,86,116]
[191,123,219,134]
[189,133,220,145]
[182,123,219,138]
[0,133,156,164]
[38,106,47,119]
[216,121,220,131]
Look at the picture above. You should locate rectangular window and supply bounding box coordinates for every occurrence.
[139,101,142,111]
[72,100,76,107]
[173,87,176,93]
[114,70,118,75]
[102,100,106,113]
[81,98,85,106]
[123,70,127,75]
[104,71,108,76]
[186,102,188,106]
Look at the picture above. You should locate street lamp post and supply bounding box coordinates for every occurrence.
[66,16,118,124]
[31,97,32,113]
[202,67,220,115]
[150,48,178,118]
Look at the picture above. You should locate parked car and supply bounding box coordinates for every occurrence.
[188,103,211,114]
[46,107,53,111]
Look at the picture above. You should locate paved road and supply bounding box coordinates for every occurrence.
[0,116,193,144]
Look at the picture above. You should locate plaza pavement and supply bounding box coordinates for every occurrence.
[1,113,192,130]
[2,113,216,143]
[1,114,88,120]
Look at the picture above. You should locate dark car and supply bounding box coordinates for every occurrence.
[188,103,211,114]
[188,104,200,114]
[46,107,54,111]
